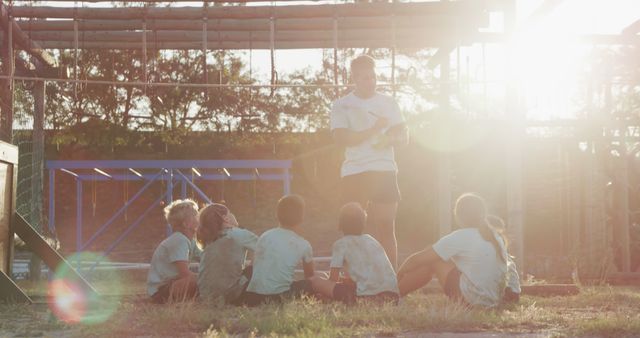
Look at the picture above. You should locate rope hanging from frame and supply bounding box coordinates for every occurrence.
[269,4,277,98]
[202,0,209,101]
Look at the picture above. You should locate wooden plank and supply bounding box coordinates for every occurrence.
[521,284,580,296]
[31,36,462,50]
[0,141,18,165]
[13,214,99,297]
[0,163,11,275]
[16,15,484,31]
[19,28,467,42]
[0,270,31,303]
[0,141,18,298]
[9,2,486,20]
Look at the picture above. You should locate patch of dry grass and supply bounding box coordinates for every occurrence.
[2,284,640,337]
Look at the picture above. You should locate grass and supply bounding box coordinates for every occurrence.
[3,282,640,338]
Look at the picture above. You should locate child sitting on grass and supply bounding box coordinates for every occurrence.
[243,195,315,306]
[147,199,199,304]
[311,202,399,304]
[397,193,518,307]
[196,203,258,305]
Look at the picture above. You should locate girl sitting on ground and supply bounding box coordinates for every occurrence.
[196,203,258,305]
[397,193,519,307]
[311,202,399,304]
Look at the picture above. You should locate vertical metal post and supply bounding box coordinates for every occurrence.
[73,18,78,98]
[437,54,452,237]
[31,80,45,231]
[504,0,525,273]
[48,169,55,234]
[283,168,291,196]
[390,14,396,98]
[166,169,173,236]
[76,179,83,252]
[333,15,339,98]
[142,20,148,85]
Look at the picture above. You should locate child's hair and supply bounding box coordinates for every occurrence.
[164,199,199,230]
[196,203,230,249]
[350,55,375,75]
[454,193,507,263]
[338,202,366,236]
[277,194,305,228]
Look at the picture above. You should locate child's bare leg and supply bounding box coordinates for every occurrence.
[168,274,198,302]
[310,276,336,298]
[398,265,434,296]
[432,260,456,290]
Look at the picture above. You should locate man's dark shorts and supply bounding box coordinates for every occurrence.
[342,171,401,205]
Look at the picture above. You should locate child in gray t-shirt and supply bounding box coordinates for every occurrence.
[196,203,257,304]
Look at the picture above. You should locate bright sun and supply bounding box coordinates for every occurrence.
[510,21,587,120]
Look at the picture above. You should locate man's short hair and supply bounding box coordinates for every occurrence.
[350,55,376,75]
[164,199,199,230]
[277,195,305,228]
[338,202,366,236]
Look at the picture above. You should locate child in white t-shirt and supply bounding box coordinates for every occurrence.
[196,203,257,305]
[397,193,519,307]
[147,199,199,304]
[243,195,315,306]
[311,202,399,304]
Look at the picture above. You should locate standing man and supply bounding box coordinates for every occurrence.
[330,55,408,269]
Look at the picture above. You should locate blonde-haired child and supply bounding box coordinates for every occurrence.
[147,199,199,303]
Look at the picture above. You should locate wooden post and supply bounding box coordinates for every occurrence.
[437,52,452,238]
[0,14,14,143]
[503,0,525,273]
[615,150,631,272]
[0,141,30,303]
[28,79,45,280]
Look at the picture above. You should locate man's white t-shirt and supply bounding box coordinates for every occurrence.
[246,227,313,295]
[198,227,258,302]
[147,231,192,296]
[432,228,508,307]
[330,92,405,177]
[330,234,399,296]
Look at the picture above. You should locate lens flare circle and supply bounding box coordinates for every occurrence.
[48,252,122,325]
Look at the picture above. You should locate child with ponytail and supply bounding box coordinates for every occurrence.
[397,193,519,307]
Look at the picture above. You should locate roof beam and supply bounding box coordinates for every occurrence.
[23,33,640,51]
[9,2,487,20]
[16,15,484,32]
[9,28,467,43]
[0,2,57,68]
[520,0,565,28]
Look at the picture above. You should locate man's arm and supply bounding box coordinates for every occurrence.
[332,117,388,147]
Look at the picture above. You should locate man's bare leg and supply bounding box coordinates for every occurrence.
[368,202,398,269]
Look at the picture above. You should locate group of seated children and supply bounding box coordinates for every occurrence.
[147,193,520,307]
